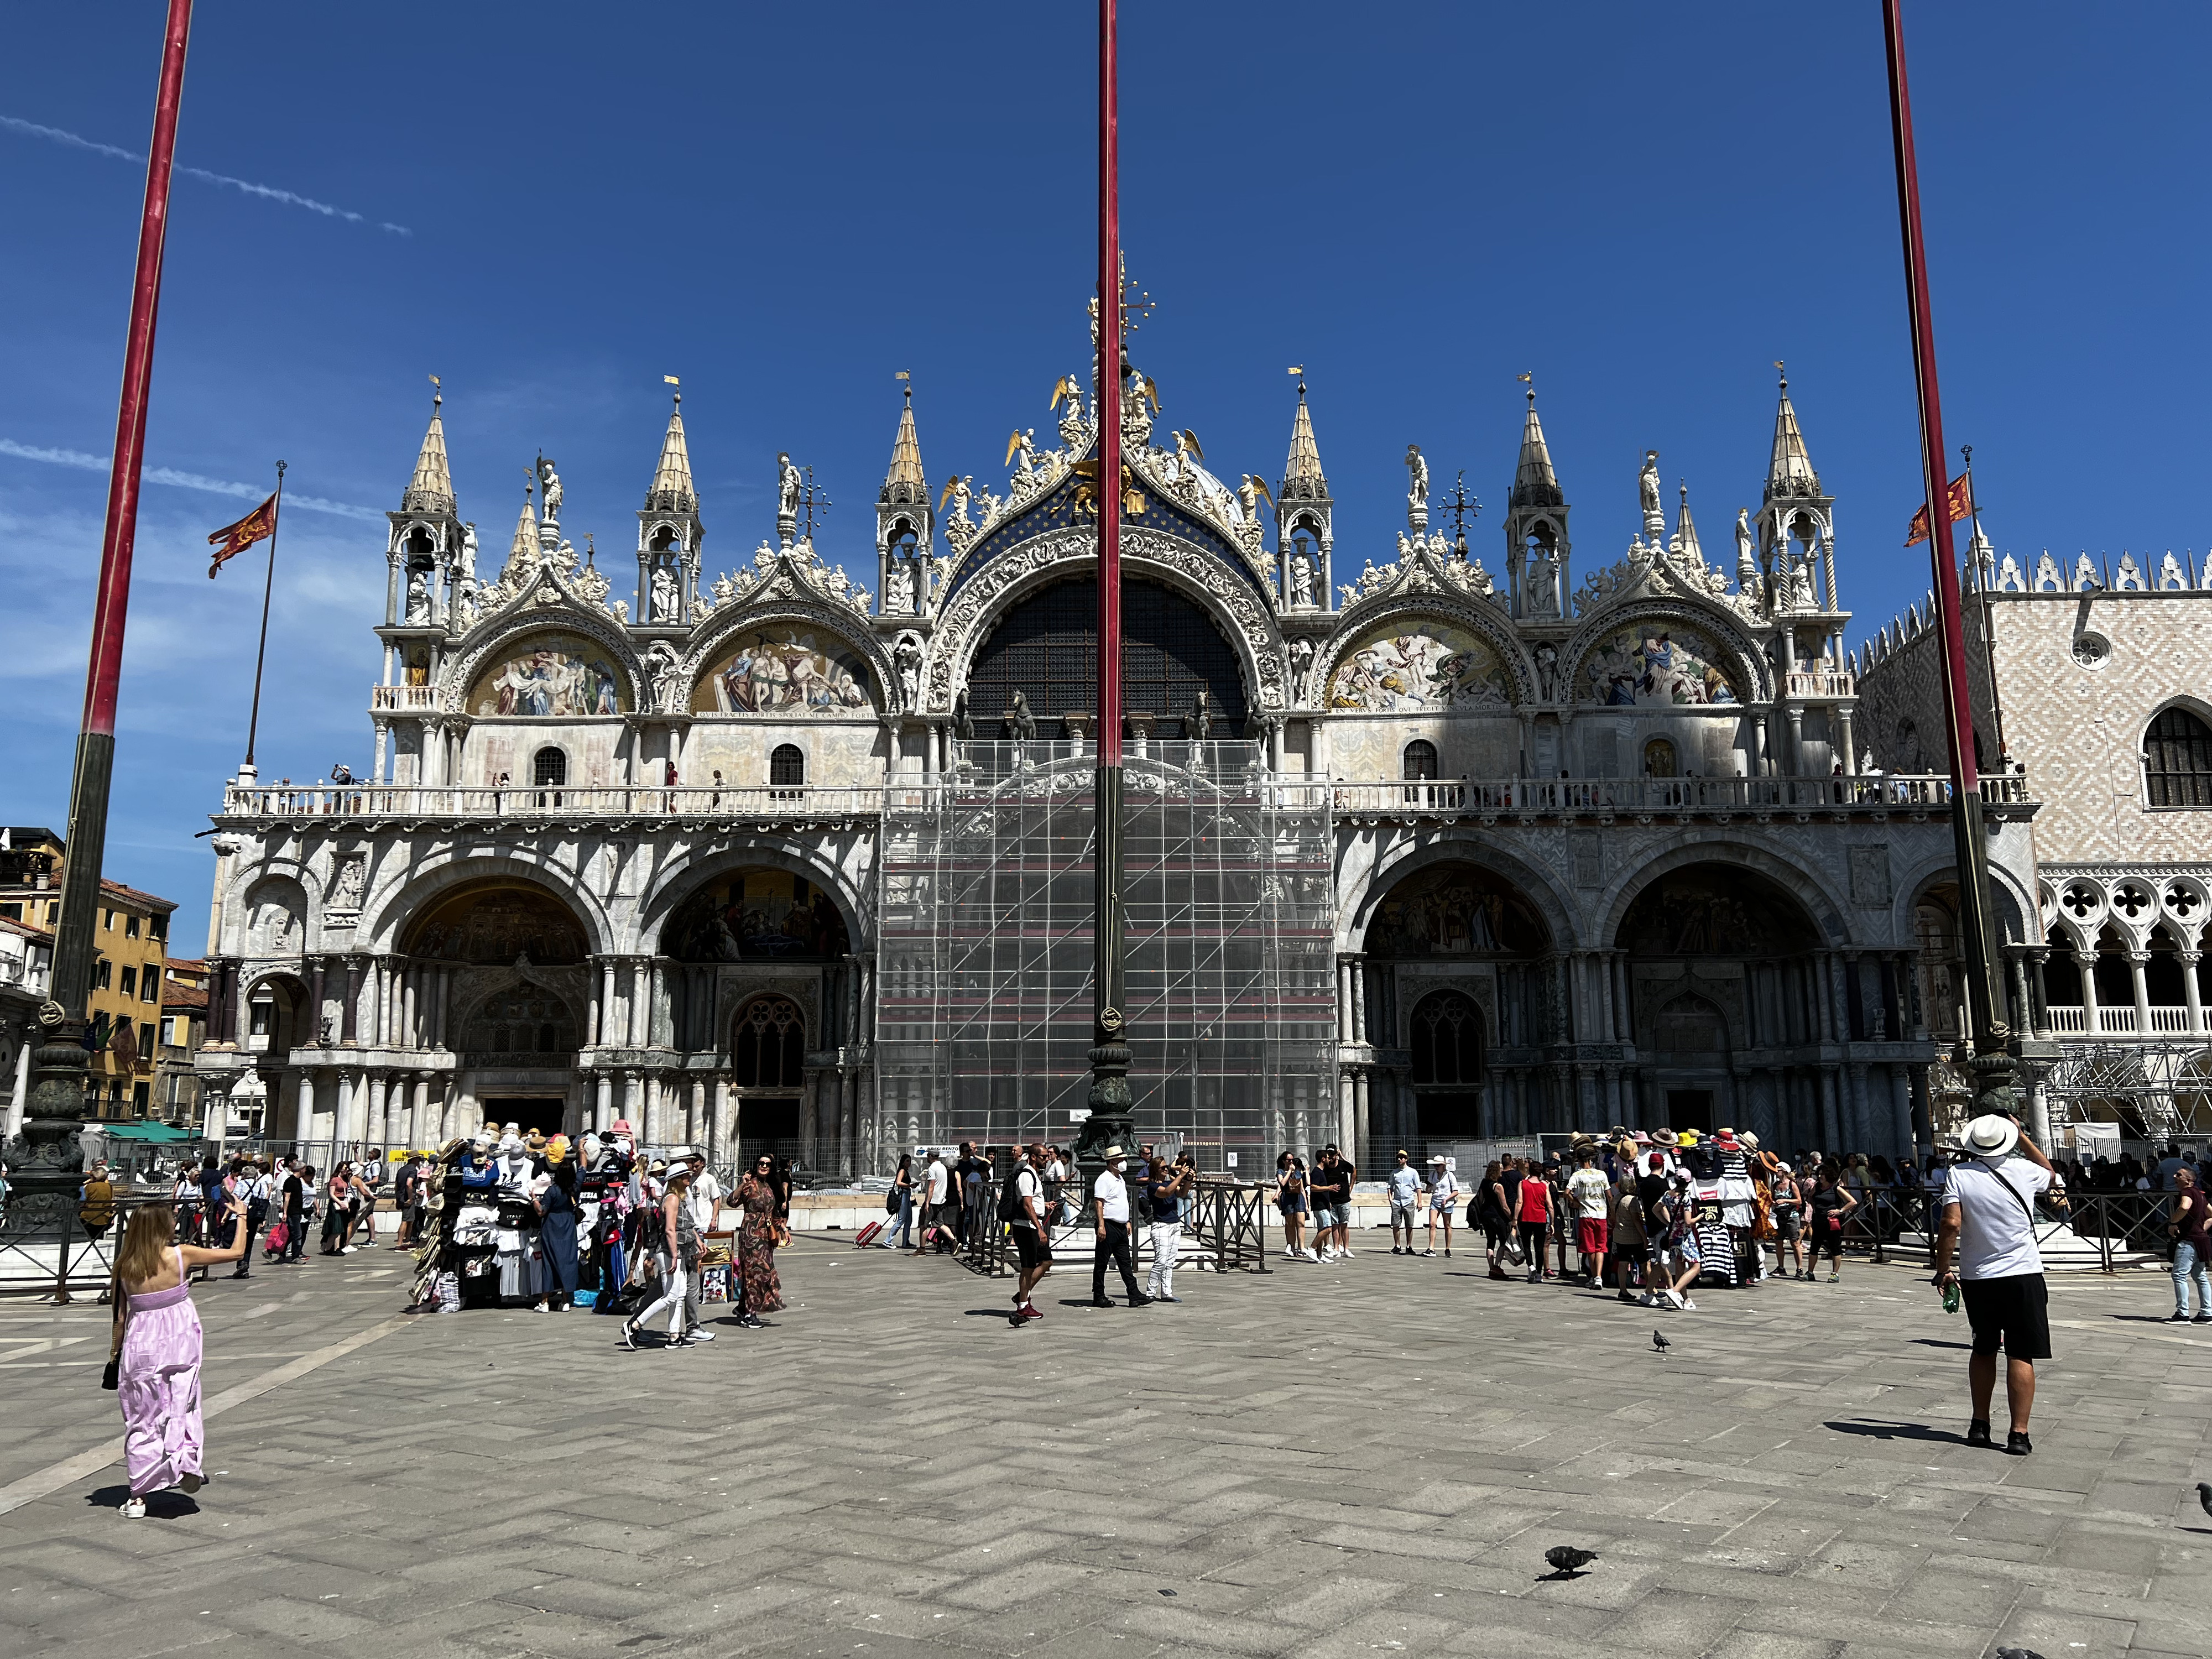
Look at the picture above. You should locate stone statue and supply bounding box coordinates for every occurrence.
[886,558,914,614]
[1735,508,1757,587]
[1010,688,1037,740]
[1639,450,1663,539]
[777,452,801,544]
[612,599,629,623]
[711,571,737,604]
[1187,688,1212,742]
[331,856,366,910]
[953,686,975,742]
[1290,551,1316,609]
[893,633,922,706]
[1287,637,1313,699]
[538,458,563,524]
[1405,444,1430,513]
[459,521,479,584]
[404,570,431,625]
[643,640,682,713]
[650,564,679,622]
[1535,642,1558,702]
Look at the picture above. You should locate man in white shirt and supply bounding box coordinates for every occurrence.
[1566,1150,1613,1285]
[674,1147,719,1340]
[1007,1142,1053,1324]
[1089,1147,1150,1308]
[1934,1113,2059,1455]
[912,1150,953,1256]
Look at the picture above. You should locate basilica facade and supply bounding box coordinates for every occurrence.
[191,356,2044,1174]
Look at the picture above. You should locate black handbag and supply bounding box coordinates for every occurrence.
[101,1358,120,1391]
[885,1188,899,1215]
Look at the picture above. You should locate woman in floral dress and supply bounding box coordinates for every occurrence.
[734,1153,785,1322]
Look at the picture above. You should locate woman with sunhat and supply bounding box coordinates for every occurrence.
[534,1135,581,1312]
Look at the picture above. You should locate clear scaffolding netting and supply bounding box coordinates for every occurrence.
[877,740,1336,1168]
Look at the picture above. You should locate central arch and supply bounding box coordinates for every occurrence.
[966,575,1249,737]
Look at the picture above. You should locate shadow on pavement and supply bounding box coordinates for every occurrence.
[1822,1419,1963,1443]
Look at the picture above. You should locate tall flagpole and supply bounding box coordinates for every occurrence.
[23,0,193,1294]
[1082,0,1134,1165]
[242,460,286,771]
[1881,0,2019,1124]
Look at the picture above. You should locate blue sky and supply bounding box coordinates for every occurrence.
[3,3,2207,942]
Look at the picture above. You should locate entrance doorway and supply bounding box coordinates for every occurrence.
[1665,1089,1713,1133]
[484,1098,566,1136]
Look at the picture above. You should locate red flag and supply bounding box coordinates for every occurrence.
[207,492,279,577]
[1904,471,1974,546]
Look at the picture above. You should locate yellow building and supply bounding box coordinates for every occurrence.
[0,828,176,1119]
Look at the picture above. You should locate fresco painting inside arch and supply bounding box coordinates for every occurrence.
[1580,624,1739,706]
[1328,622,1511,711]
[1365,865,1546,958]
[692,630,874,714]
[467,632,627,717]
[665,868,849,962]
[401,884,589,965]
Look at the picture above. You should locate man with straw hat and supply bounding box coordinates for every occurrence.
[1933,1113,2060,1455]
[1088,1147,1151,1308]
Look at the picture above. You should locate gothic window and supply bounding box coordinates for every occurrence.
[734,996,806,1089]
[1402,740,1438,781]
[966,577,1248,735]
[2145,707,2212,808]
[533,747,567,787]
[1643,738,1678,778]
[1410,991,1482,1086]
[769,744,806,791]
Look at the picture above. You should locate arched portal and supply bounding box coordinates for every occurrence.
[966,576,1248,737]
[394,878,593,1139]
[1360,860,1551,1143]
[731,994,808,1157]
[1617,863,1820,1141]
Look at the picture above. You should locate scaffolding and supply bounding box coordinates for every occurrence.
[877,739,1336,1170]
[2041,1039,2212,1141]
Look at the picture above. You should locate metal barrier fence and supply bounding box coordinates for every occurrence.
[1186,1179,1271,1273]
[941,1175,1275,1279]
[1828,1188,2170,1274]
[0,1193,189,1301]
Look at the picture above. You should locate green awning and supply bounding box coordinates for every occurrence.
[95,1122,200,1142]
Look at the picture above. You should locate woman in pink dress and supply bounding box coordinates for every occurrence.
[106,1197,248,1517]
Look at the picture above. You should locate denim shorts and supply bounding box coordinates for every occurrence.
[1321,1204,1350,1228]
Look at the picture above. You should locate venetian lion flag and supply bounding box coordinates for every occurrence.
[1904,472,1974,547]
[207,492,279,578]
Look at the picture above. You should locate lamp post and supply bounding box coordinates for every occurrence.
[1881,0,2019,1123]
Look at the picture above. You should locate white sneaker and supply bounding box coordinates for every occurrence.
[1302,1248,1320,1261]
[1663,1289,1684,1310]
[1281,1248,1301,1260]
[1340,1248,1357,1259]
[1679,1297,1698,1311]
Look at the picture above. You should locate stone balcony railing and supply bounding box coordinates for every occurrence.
[369,685,441,712]
[1331,770,2034,824]
[1785,669,1857,697]
[2045,1004,2203,1037]
[217,782,890,823]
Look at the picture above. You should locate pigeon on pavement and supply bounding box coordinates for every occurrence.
[1652,1329,1671,1354]
[1994,1647,2048,1659]
[1543,1545,1598,1577]
[2197,1481,2212,1518]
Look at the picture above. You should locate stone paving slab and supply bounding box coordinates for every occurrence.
[1,1237,2209,1658]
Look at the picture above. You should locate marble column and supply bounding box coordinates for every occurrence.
[1337,1069,1356,1154]
[2128,951,2154,1034]
[1352,1070,1370,1167]
[2183,952,2205,1036]
[1817,1068,1840,1154]
[2029,951,2052,1039]
[1887,1064,1914,1164]
[368,1073,387,1147]
[690,1078,707,1149]
[595,1071,614,1133]
[2077,953,2101,1035]
[1845,1061,1870,1154]
[841,1069,859,1179]
[342,958,362,1044]
[711,1076,731,1166]
[401,966,418,1050]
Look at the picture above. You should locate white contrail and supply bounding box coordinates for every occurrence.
[0,439,382,522]
[1,114,411,236]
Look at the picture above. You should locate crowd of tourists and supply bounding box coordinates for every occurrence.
[398,1121,789,1344]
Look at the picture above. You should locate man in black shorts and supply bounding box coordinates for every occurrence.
[1934,1113,2060,1455]
[1007,1142,1053,1325]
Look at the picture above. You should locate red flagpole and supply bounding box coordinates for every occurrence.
[29,0,194,1138]
[1881,0,2016,1100]
[1083,0,1134,1161]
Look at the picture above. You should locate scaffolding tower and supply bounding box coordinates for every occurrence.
[2041,1039,2212,1142]
[877,739,1337,1170]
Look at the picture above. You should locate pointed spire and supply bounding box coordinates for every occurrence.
[1509,381,1562,510]
[1673,482,1702,561]
[645,383,696,514]
[1766,364,1820,495]
[1282,378,1327,493]
[403,384,456,515]
[508,483,538,568]
[880,380,927,506]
